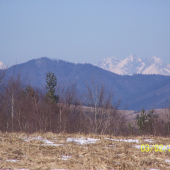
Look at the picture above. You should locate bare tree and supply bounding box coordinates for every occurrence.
[84,77,124,135]
[0,72,23,131]
[56,82,83,133]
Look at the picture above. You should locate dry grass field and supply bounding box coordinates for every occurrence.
[0,132,170,170]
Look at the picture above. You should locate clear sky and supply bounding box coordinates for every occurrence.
[1,0,170,67]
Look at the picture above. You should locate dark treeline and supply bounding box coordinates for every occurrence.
[0,70,170,136]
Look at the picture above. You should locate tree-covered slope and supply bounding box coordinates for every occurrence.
[4,57,170,110]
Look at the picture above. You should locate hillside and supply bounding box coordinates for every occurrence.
[4,57,170,110]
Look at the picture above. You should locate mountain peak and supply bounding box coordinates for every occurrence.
[97,56,170,76]
[128,54,134,62]
[150,56,162,63]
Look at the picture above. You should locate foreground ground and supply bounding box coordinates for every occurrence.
[0,132,170,169]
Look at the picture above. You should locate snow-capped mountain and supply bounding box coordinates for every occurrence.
[0,61,6,69]
[96,55,170,75]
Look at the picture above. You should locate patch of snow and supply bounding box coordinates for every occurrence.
[129,54,133,62]
[142,64,161,75]
[108,145,115,147]
[60,155,71,160]
[117,154,122,156]
[138,58,142,62]
[118,58,129,68]
[164,68,170,74]
[6,159,20,162]
[133,145,142,149]
[115,162,120,165]
[42,139,54,145]
[143,139,154,143]
[165,159,170,163]
[105,138,139,143]
[137,63,145,73]
[66,137,100,145]
[23,136,63,146]
[41,139,63,146]
[151,56,161,63]
[110,67,125,75]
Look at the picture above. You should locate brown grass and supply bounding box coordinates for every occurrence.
[0,132,170,169]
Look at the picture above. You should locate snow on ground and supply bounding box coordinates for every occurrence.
[23,136,63,146]
[6,159,20,162]
[165,159,170,162]
[133,145,142,149]
[66,137,100,145]
[23,135,170,158]
[105,138,139,143]
[24,136,141,145]
[59,155,71,160]
[108,144,115,147]
[143,139,154,143]
[7,136,170,169]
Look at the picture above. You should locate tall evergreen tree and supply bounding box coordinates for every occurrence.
[46,71,59,103]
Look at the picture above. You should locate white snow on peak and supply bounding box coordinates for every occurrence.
[151,56,161,63]
[96,55,170,76]
[142,64,160,75]
[128,54,133,62]
[138,58,142,62]
[0,61,6,69]
[164,68,170,74]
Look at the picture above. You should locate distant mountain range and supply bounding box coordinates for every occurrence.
[97,55,170,76]
[2,57,170,111]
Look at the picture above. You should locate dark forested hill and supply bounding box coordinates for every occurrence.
[4,57,170,110]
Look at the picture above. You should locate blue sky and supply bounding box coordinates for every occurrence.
[0,0,170,67]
